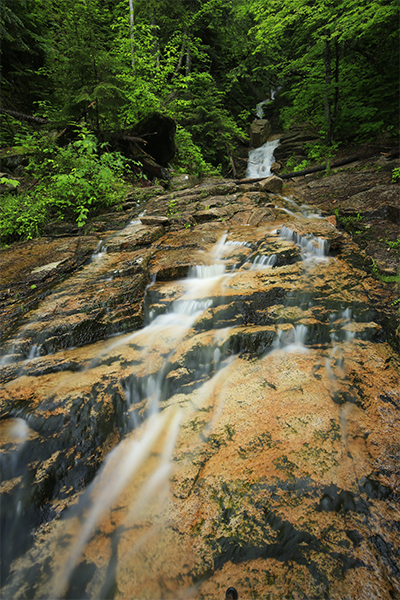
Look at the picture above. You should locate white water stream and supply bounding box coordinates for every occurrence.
[246,138,280,179]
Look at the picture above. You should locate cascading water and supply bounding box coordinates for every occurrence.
[1,186,399,599]
[255,91,277,119]
[1,233,243,599]
[246,138,280,179]
[256,100,268,119]
[279,225,330,261]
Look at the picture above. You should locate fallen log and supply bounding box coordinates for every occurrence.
[105,132,147,145]
[0,108,49,124]
[279,155,363,179]
[235,154,363,184]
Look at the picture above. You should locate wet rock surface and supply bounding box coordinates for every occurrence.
[285,156,400,276]
[0,167,399,599]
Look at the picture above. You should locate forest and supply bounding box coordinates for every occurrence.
[0,0,399,243]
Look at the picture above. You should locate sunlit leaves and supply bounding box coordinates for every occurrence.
[249,0,399,140]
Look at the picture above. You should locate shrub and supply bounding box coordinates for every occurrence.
[392,167,400,183]
[172,125,220,177]
[0,124,129,244]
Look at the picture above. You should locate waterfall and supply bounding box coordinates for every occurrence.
[246,138,280,179]
[279,225,329,261]
[256,100,268,118]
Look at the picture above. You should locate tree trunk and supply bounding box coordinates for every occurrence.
[150,10,159,70]
[129,0,135,74]
[323,39,332,144]
[185,41,191,76]
[85,0,100,131]
[173,29,188,77]
[328,38,340,144]
[0,108,49,124]
[226,144,236,178]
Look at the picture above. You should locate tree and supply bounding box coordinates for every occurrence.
[0,0,51,110]
[42,0,126,129]
[250,0,399,142]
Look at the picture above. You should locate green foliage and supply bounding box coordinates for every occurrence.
[0,114,20,148]
[385,236,400,250]
[172,125,220,177]
[0,177,20,188]
[371,259,400,284]
[392,168,400,183]
[305,141,340,163]
[250,0,399,142]
[0,124,128,244]
[285,140,341,172]
[170,72,244,171]
[0,0,51,109]
[284,156,303,172]
[167,197,180,216]
[333,208,363,235]
[2,0,399,188]
[1,191,48,242]
[40,0,125,128]
[293,160,308,172]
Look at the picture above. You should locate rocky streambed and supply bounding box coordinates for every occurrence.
[0,170,399,599]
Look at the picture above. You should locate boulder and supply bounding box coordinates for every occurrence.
[258,175,283,194]
[169,174,199,191]
[140,216,170,226]
[340,184,400,223]
[193,208,226,222]
[281,217,343,247]
[325,215,337,227]
[125,185,165,204]
[249,119,272,148]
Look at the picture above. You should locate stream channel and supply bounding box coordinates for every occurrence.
[0,141,399,599]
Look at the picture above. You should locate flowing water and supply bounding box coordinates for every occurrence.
[246,139,280,179]
[1,145,399,599]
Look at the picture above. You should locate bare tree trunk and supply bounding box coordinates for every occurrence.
[173,29,188,77]
[328,38,340,144]
[185,39,191,76]
[226,145,236,178]
[0,108,49,124]
[323,39,332,143]
[150,10,160,70]
[173,39,185,76]
[129,0,135,74]
[84,0,100,130]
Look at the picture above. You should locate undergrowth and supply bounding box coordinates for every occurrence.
[333,208,364,235]
[284,141,341,173]
[171,125,221,178]
[392,167,400,183]
[0,124,130,245]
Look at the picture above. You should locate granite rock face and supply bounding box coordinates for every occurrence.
[0,179,399,600]
[285,160,400,277]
